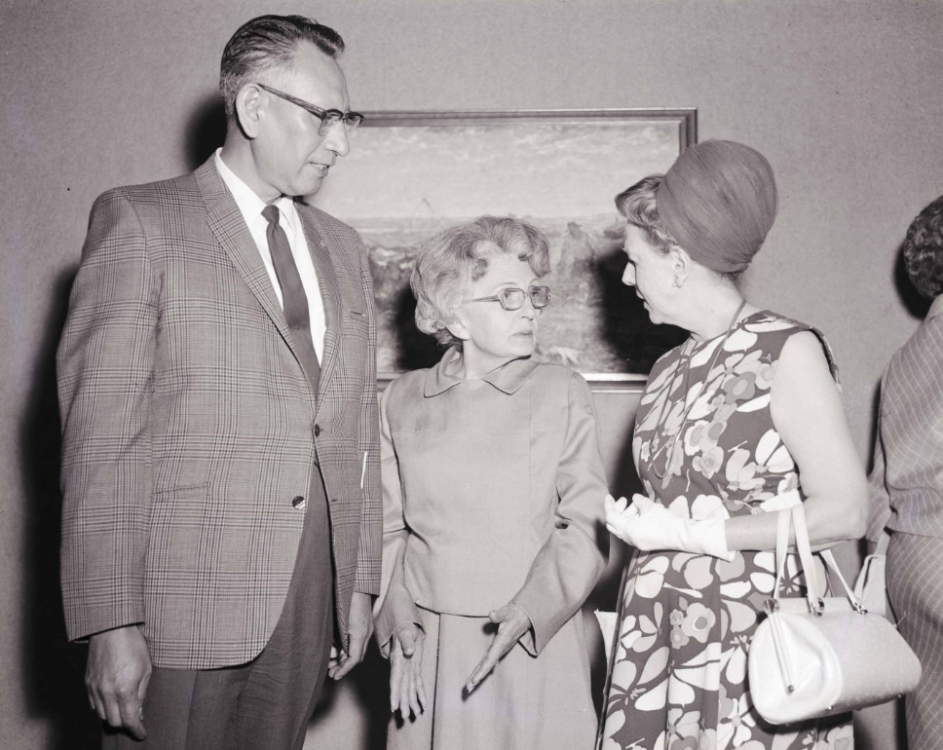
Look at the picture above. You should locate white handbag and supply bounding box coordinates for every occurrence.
[748,504,921,725]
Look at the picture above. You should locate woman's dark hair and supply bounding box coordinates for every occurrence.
[903,194,943,299]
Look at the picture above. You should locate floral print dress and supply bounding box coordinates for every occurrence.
[601,311,853,750]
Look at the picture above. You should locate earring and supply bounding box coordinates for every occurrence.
[672,277,682,288]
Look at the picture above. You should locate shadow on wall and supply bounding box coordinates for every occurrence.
[185,93,228,171]
[310,642,391,745]
[592,243,687,374]
[19,264,101,750]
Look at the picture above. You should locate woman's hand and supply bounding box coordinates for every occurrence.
[465,603,532,693]
[389,623,427,719]
[604,493,643,544]
[605,493,734,560]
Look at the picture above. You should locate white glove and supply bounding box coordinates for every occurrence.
[605,494,735,561]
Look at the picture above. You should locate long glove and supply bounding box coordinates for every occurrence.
[604,494,735,561]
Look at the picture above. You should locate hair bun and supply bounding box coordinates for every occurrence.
[656,140,778,273]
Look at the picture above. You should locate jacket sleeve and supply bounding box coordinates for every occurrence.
[373,384,423,658]
[57,189,157,641]
[511,372,609,655]
[354,239,383,596]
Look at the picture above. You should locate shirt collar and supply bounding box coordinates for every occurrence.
[214,148,298,239]
[424,347,540,397]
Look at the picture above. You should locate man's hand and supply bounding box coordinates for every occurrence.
[86,625,152,740]
[389,623,427,718]
[329,592,375,680]
[465,603,532,693]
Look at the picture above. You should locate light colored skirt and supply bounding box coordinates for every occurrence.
[387,606,596,750]
[888,531,943,750]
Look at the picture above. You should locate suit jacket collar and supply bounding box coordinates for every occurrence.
[295,205,343,411]
[928,294,943,321]
[424,347,539,397]
[196,157,291,342]
[196,157,339,410]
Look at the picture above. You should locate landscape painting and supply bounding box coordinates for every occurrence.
[309,109,696,385]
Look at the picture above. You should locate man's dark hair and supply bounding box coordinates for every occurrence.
[904,194,943,299]
[220,14,345,120]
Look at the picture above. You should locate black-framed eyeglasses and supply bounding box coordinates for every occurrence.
[255,83,365,135]
[461,285,552,311]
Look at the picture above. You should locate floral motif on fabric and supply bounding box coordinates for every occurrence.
[602,311,850,750]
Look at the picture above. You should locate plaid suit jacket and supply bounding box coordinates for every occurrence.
[57,157,382,669]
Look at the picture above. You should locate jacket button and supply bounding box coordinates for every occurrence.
[291,495,306,509]
[313,424,321,437]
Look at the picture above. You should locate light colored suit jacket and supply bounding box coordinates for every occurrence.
[868,294,943,541]
[57,157,381,669]
[375,352,608,656]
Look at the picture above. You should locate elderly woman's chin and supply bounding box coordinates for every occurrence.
[509,331,538,357]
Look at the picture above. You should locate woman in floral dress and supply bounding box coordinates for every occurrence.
[600,141,869,750]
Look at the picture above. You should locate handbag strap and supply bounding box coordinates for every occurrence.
[875,532,890,556]
[790,504,824,613]
[772,505,791,604]
[772,504,866,614]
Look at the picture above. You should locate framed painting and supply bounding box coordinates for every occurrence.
[310,108,696,390]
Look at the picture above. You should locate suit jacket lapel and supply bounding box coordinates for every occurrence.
[296,205,343,413]
[196,159,297,354]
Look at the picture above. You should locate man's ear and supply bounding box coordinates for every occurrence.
[234,84,264,139]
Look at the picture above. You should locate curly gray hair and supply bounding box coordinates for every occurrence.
[410,216,551,348]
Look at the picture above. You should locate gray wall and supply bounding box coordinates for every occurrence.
[4,1,942,748]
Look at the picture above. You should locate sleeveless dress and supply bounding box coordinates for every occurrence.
[600,311,854,750]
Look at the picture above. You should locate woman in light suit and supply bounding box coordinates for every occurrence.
[374,216,609,750]
[868,193,943,750]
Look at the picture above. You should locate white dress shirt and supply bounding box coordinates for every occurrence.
[214,149,326,360]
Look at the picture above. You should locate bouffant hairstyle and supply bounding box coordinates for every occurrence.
[615,174,744,284]
[411,216,551,348]
[655,139,777,275]
[903,194,943,299]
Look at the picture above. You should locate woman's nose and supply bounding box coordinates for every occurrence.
[519,298,537,319]
[622,265,636,287]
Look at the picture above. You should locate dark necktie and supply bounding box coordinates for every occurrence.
[262,204,321,399]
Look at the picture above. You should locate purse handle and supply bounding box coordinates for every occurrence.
[772,504,866,615]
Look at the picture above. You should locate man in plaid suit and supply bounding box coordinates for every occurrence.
[57,15,381,749]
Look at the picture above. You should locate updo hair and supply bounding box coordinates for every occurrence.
[615,175,744,284]
[615,175,678,257]
[410,216,551,348]
[903,194,943,299]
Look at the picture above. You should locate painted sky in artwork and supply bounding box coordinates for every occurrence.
[312,118,681,221]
